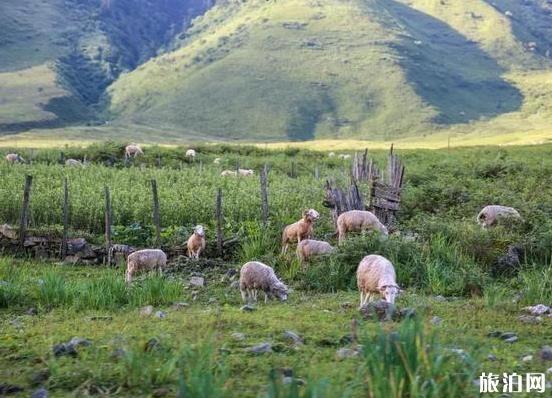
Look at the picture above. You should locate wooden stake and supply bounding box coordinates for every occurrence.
[18,175,33,250]
[216,188,223,256]
[104,186,112,265]
[61,178,69,259]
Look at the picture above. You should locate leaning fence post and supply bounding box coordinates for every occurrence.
[216,188,223,256]
[260,165,269,226]
[19,175,33,249]
[104,186,112,265]
[61,178,69,259]
[151,179,161,247]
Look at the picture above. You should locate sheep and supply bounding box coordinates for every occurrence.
[296,239,334,265]
[125,143,143,159]
[5,153,24,163]
[328,152,336,158]
[238,168,254,176]
[336,210,388,244]
[239,261,288,304]
[108,244,136,265]
[338,154,351,160]
[477,205,522,228]
[356,254,399,308]
[221,170,237,177]
[65,159,84,167]
[187,225,206,259]
[125,249,167,283]
[281,209,320,253]
[213,157,221,164]
[186,149,196,158]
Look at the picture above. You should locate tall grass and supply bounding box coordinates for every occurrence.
[358,320,478,398]
[177,343,228,398]
[518,264,552,304]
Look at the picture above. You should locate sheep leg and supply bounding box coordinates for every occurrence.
[363,292,372,306]
[359,291,364,308]
[241,289,247,303]
[264,292,268,304]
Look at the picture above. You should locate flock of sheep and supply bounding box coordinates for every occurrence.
[5,146,523,309]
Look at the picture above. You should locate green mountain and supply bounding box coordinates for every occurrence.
[1,0,551,141]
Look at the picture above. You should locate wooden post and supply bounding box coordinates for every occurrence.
[314,166,319,180]
[260,165,269,226]
[151,179,161,247]
[216,188,223,256]
[59,151,65,165]
[18,175,33,249]
[61,178,69,259]
[291,161,296,178]
[104,186,112,265]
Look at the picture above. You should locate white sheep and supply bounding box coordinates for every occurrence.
[187,225,206,259]
[338,154,351,160]
[336,210,388,244]
[5,153,24,163]
[296,239,334,264]
[328,152,336,158]
[238,168,254,176]
[281,209,320,253]
[221,170,237,177]
[477,205,522,228]
[239,261,288,303]
[65,159,84,167]
[125,143,143,159]
[125,249,167,283]
[213,157,221,164]
[186,149,196,158]
[356,254,399,308]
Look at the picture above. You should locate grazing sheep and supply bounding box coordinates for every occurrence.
[336,210,388,244]
[477,205,522,228]
[187,225,206,259]
[213,157,221,164]
[125,249,167,283]
[338,154,351,160]
[65,159,84,167]
[186,149,196,158]
[239,261,288,303]
[221,170,237,177]
[5,153,24,163]
[281,209,320,253]
[296,239,334,264]
[328,152,336,158]
[238,168,254,176]
[357,254,399,308]
[125,143,143,159]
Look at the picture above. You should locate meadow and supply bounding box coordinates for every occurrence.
[1,142,552,397]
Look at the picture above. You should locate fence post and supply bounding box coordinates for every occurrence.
[216,188,223,256]
[291,161,296,178]
[61,178,69,259]
[151,179,161,247]
[260,164,269,226]
[18,175,33,249]
[104,186,112,265]
[314,166,319,180]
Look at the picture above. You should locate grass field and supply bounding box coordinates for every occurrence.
[1,143,552,396]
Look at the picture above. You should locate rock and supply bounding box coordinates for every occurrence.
[154,311,166,319]
[52,343,77,357]
[30,387,48,398]
[152,388,170,397]
[518,315,542,324]
[240,304,256,312]
[208,298,217,304]
[144,338,161,352]
[140,305,154,316]
[487,354,498,361]
[359,301,396,321]
[493,245,523,276]
[504,336,518,344]
[0,384,24,395]
[522,355,533,362]
[336,347,359,360]
[171,302,189,310]
[499,332,517,340]
[487,331,502,338]
[189,276,205,287]
[399,307,416,320]
[247,342,272,354]
[450,348,468,358]
[434,295,447,302]
[30,369,50,386]
[68,337,91,347]
[111,348,126,359]
[63,255,79,265]
[539,346,552,361]
[523,304,551,316]
[547,367,552,374]
[283,330,303,346]
[231,332,246,341]
[430,316,442,325]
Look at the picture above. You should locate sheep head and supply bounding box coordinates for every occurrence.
[304,209,320,221]
[270,281,288,301]
[194,225,205,237]
[380,284,399,304]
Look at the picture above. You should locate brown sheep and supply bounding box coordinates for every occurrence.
[477,205,521,228]
[125,143,143,159]
[187,225,206,259]
[239,261,288,303]
[125,249,167,283]
[356,254,399,308]
[336,210,388,244]
[281,209,320,253]
[296,239,334,265]
[5,153,24,163]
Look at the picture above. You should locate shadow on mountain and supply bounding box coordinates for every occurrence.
[382,0,522,124]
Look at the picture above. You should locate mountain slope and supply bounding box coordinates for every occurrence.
[106,0,550,140]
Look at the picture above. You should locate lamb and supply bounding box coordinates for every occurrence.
[296,239,334,264]
[477,205,522,228]
[238,168,254,176]
[281,209,320,253]
[65,159,84,167]
[336,210,388,244]
[213,157,221,164]
[328,152,336,158]
[356,254,399,308]
[125,249,167,283]
[125,143,143,159]
[187,225,206,259]
[186,149,196,158]
[239,261,288,303]
[5,153,24,163]
[221,170,237,177]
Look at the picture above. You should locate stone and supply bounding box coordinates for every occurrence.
[539,346,552,361]
[399,307,417,320]
[523,304,550,316]
[499,332,517,340]
[359,301,396,321]
[522,355,533,362]
[240,304,256,312]
[0,384,24,395]
[140,305,154,316]
[231,332,245,341]
[547,367,552,374]
[154,311,166,319]
[504,336,518,344]
[518,315,542,324]
[144,338,161,352]
[283,330,303,346]
[247,343,272,354]
[30,369,50,386]
[171,302,189,310]
[111,348,126,359]
[189,276,205,287]
[68,337,91,347]
[434,295,447,302]
[30,387,48,398]
[487,354,498,361]
[430,316,442,325]
[208,298,217,304]
[53,343,77,358]
[487,331,502,338]
[152,388,170,397]
[336,347,358,360]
